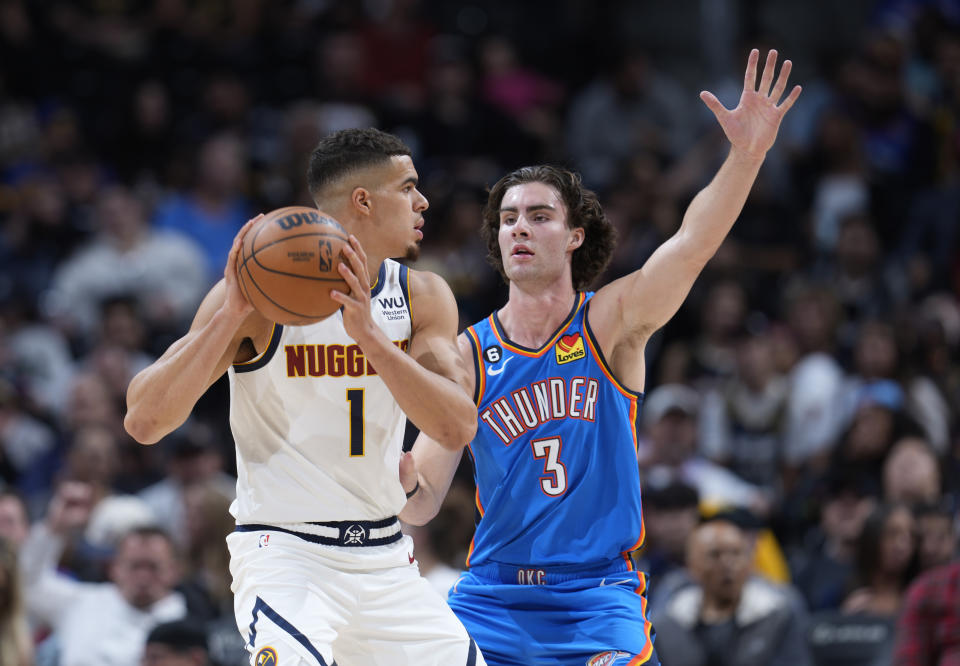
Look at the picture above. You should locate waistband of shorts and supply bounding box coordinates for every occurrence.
[234,516,402,548]
[468,558,633,585]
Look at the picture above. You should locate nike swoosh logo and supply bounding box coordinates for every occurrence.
[408,552,415,564]
[487,357,513,376]
[599,578,634,587]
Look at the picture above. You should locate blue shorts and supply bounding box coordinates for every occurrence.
[447,560,659,666]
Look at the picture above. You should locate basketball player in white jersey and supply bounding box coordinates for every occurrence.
[125,128,485,666]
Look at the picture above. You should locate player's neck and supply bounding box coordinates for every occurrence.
[500,283,578,348]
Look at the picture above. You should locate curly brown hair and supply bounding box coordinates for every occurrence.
[481,165,616,291]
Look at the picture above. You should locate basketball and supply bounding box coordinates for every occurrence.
[237,206,350,325]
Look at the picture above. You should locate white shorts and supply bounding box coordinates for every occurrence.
[227,528,484,666]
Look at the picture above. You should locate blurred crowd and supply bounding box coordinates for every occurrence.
[0,0,959,665]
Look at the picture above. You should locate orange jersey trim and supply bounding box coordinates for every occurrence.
[630,572,656,664]
[465,482,484,569]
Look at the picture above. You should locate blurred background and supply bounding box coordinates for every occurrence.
[0,0,958,664]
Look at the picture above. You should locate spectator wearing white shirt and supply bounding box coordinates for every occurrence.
[45,185,207,346]
[638,384,770,517]
[21,482,185,666]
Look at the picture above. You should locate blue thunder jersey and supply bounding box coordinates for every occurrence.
[463,292,645,569]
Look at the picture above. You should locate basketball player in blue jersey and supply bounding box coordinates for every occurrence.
[125,129,487,665]
[399,49,801,665]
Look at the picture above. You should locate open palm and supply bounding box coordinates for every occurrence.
[701,49,802,159]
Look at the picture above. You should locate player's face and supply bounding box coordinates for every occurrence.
[497,182,583,287]
[372,155,428,261]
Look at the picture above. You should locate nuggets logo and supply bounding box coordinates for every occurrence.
[555,332,585,365]
[255,646,277,666]
[586,651,631,666]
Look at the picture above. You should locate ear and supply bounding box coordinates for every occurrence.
[351,187,372,216]
[568,227,585,252]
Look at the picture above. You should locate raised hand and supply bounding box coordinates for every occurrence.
[46,481,95,535]
[700,49,802,159]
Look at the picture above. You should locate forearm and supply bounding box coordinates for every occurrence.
[675,147,765,262]
[398,442,464,526]
[362,333,477,448]
[124,308,242,444]
[19,522,65,586]
[399,476,446,526]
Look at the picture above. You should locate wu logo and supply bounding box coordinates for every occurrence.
[378,297,405,309]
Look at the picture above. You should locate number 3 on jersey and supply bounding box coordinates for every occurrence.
[346,389,364,456]
[531,437,567,496]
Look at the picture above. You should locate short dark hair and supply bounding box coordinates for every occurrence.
[306,128,412,202]
[146,619,208,651]
[118,525,178,558]
[480,165,616,291]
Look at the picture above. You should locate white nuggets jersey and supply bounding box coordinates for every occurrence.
[228,260,412,524]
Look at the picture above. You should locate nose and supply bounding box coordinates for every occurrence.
[511,215,531,237]
[414,189,428,212]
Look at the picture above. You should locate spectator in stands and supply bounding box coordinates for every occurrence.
[138,423,234,547]
[0,536,31,666]
[46,185,207,346]
[20,481,184,666]
[780,282,846,472]
[655,516,811,665]
[914,501,957,572]
[153,133,250,285]
[566,46,692,189]
[0,490,29,547]
[636,480,700,582]
[883,436,942,506]
[638,384,769,516]
[843,503,919,617]
[893,559,960,664]
[690,279,748,382]
[830,381,910,483]
[142,619,210,666]
[179,481,234,619]
[700,317,790,489]
[790,470,878,611]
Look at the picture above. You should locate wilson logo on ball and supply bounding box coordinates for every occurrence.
[275,210,323,230]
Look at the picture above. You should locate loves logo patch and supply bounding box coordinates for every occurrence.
[555,332,585,365]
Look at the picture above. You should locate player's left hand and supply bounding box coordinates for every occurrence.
[331,235,378,345]
[700,48,802,159]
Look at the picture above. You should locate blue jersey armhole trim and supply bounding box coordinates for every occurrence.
[369,262,388,299]
[398,263,412,324]
[234,323,284,373]
[582,301,644,401]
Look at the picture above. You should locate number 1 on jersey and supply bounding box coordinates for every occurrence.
[531,436,567,496]
[346,389,364,456]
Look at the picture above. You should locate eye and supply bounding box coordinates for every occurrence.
[501,216,516,225]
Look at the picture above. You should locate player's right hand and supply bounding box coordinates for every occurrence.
[224,214,263,318]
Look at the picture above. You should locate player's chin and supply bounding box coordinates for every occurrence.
[404,242,421,262]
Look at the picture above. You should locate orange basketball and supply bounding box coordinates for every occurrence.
[237,206,350,325]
